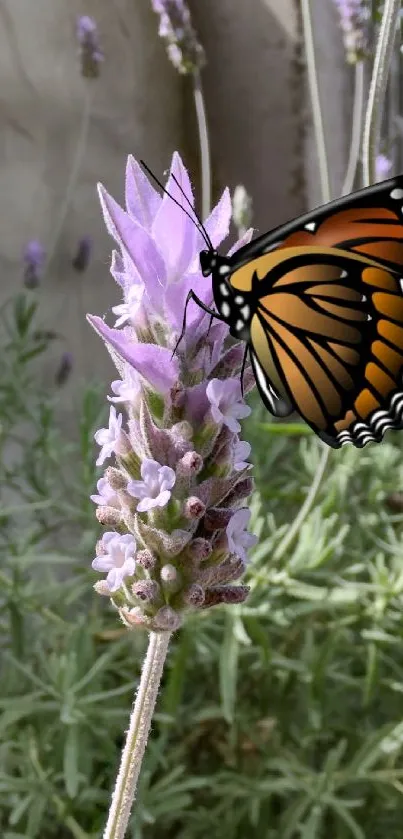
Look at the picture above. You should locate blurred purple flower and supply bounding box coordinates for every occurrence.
[23,240,45,289]
[55,351,73,386]
[332,0,369,63]
[73,236,92,272]
[76,15,104,78]
[375,154,392,182]
[151,0,205,74]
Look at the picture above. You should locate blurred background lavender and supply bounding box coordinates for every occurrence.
[3,2,403,838]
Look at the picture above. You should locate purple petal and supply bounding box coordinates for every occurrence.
[87,315,179,393]
[202,187,232,250]
[227,227,254,258]
[151,152,196,278]
[98,183,166,290]
[125,155,161,229]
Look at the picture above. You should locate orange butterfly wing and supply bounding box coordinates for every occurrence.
[235,179,403,448]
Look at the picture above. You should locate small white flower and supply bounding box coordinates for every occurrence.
[226,508,257,562]
[127,457,176,512]
[92,531,137,592]
[112,283,145,327]
[90,477,120,507]
[108,367,140,404]
[206,378,251,433]
[94,406,123,466]
[233,440,252,471]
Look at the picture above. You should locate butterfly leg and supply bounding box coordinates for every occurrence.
[171,290,225,359]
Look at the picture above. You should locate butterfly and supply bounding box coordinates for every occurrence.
[141,162,403,449]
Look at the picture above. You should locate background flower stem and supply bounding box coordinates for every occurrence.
[300,0,331,204]
[362,0,400,187]
[193,70,212,218]
[46,86,92,271]
[275,0,333,561]
[103,631,171,839]
[342,61,365,194]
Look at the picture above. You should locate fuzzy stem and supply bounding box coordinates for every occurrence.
[46,86,92,271]
[103,631,171,839]
[342,61,365,195]
[362,0,400,187]
[193,70,211,219]
[300,0,331,203]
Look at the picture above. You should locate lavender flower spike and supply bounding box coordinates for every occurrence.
[332,0,369,64]
[76,15,104,78]
[151,1,205,74]
[23,240,45,289]
[88,151,256,633]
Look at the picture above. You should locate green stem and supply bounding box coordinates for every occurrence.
[273,443,329,562]
[103,631,171,839]
[193,71,211,219]
[273,0,333,564]
[46,86,92,271]
[362,0,400,187]
[342,61,365,195]
[300,0,331,203]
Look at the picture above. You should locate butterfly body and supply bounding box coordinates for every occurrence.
[201,178,403,448]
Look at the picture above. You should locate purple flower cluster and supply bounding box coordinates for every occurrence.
[375,153,392,182]
[88,152,257,632]
[76,15,104,78]
[332,0,369,63]
[151,0,205,75]
[23,240,45,289]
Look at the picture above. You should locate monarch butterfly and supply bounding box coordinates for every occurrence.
[141,162,403,449]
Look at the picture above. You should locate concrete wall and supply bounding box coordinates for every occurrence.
[0,0,349,418]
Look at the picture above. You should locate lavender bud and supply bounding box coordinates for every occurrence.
[76,16,104,78]
[23,240,45,289]
[183,584,205,606]
[183,496,206,520]
[96,506,122,527]
[55,351,73,386]
[203,585,250,608]
[153,605,182,631]
[72,235,92,272]
[93,580,111,596]
[95,538,107,556]
[223,477,254,507]
[160,563,182,592]
[132,580,161,604]
[187,538,212,563]
[136,549,157,570]
[204,506,233,531]
[104,466,128,491]
[175,450,203,495]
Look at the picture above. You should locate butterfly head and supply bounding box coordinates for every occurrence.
[199,249,253,341]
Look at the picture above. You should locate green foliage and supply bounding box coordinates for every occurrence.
[2,294,403,837]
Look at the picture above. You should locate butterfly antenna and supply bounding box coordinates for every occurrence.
[170,171,213,251]
[140,160,213,251]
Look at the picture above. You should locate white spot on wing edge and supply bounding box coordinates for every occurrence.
[391,188,403,199]
[304,222,316,232]
[250,350,277,412]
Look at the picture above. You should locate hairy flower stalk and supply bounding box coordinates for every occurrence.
[88,152,256,838]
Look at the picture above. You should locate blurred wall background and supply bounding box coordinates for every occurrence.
[0,0,349,413]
